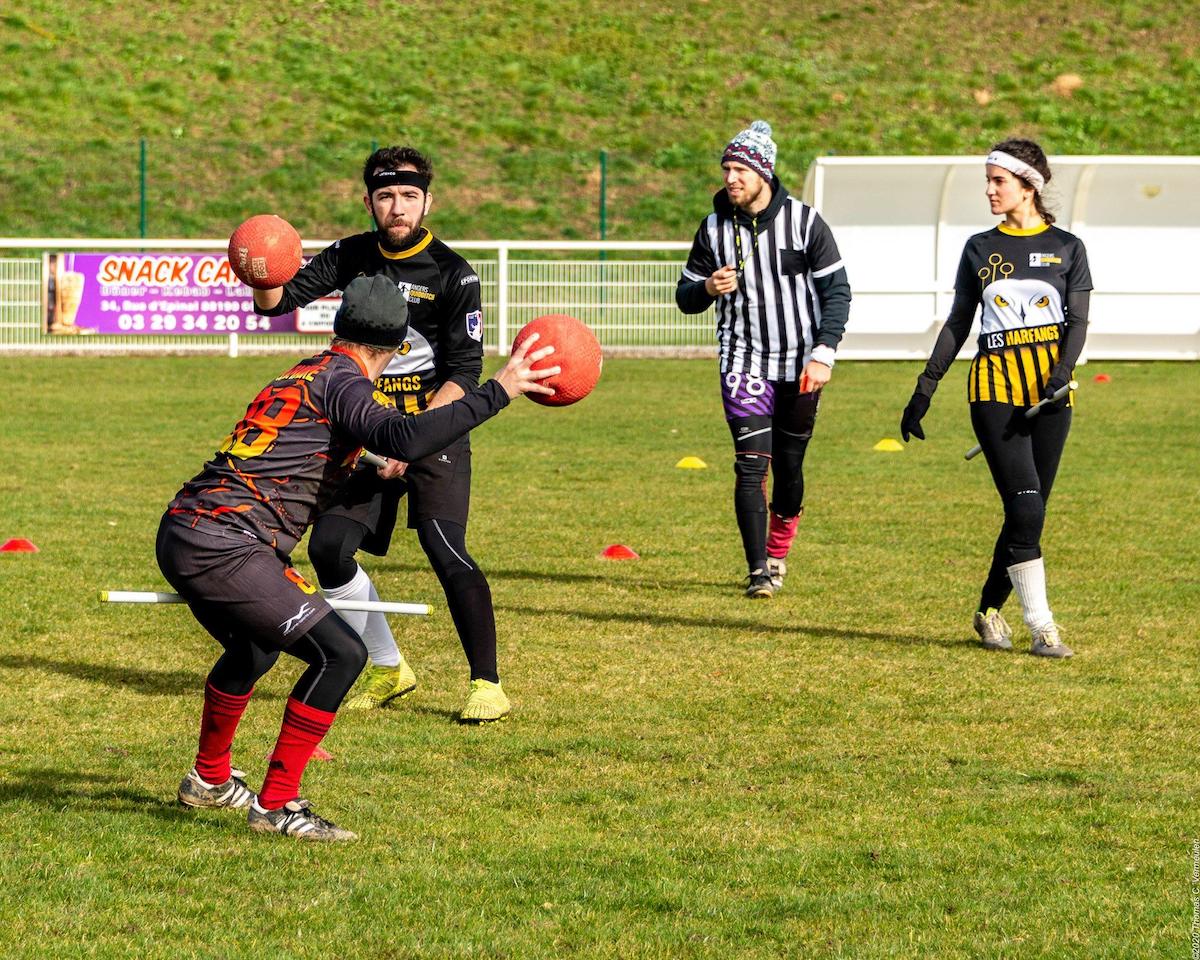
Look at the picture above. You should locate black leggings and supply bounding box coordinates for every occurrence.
[307,512,499,683]
[729,387,819,571]
[970,400,1072,611]
[207,612,367,713]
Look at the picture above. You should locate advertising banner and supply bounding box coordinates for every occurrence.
[44,253,342,336]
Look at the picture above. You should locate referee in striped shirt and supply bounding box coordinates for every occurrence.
[677,121,851,598]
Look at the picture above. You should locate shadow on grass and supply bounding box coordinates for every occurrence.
[0,653,280,699]
[488,566,622,585]
[0,767,198,824]
[495,604,956,649]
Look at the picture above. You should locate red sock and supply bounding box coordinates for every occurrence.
[766,510,801,559]
[194,683,253,785]
[258,697,336,810]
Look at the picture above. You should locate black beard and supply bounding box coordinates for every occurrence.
[374,211,424,250]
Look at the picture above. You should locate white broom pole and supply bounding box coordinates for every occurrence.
[101,591,430,616]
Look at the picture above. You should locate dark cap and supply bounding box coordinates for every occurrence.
[333,275,408,348]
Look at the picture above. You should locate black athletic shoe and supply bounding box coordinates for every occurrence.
[248,799,357,841]
[744,569,775,599]
[177,767,255,810]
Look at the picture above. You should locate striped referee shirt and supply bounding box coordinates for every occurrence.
[676,179,851,381]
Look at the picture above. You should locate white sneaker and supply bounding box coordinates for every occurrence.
[1030,622,1073,658]
[973,609,1013,651]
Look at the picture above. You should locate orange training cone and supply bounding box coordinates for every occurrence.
[600,544,640,560]
[0,538,39,553]
[1093,373,1111,383]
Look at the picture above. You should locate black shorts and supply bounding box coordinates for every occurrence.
[321,435,472,555]
[156,516,331,650]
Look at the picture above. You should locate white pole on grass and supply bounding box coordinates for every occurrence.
[101,591,430,616]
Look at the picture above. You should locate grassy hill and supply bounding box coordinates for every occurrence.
[1,1,1196,242]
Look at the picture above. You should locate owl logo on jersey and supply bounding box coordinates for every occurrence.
[979,278,1063,334]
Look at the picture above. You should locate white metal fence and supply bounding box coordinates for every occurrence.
[0,239,711,357]
[2,233,1198,359]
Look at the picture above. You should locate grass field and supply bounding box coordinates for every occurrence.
[0,355,1194,958]
[2,1,1197,241]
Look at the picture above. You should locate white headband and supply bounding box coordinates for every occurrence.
[985,150,1045,192]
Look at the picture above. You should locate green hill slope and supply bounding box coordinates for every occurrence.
[2,0,1195,241]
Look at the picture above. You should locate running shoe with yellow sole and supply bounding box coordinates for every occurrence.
[459,678,511,723]
[343,660,417,710]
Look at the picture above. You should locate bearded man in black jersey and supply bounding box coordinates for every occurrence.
[254,146,511,722]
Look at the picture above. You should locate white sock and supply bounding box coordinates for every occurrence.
[361,578,400,667]
[321,564,400,666]
[1006,558,1053,631]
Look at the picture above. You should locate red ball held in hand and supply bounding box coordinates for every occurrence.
[227,215,302,289]
[511,314,603,407]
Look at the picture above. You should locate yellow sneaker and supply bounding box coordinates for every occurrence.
[459,678,511,723]
[344,660,417,710]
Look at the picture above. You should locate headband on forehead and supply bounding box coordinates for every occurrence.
[367,169,430,195]
[985,151,1045,193]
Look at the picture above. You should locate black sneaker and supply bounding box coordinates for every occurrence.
[177,767,255,809]
[744,569,775,599]
[248,798,357,841]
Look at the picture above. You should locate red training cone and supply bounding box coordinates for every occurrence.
[0,538,38,553]
[600,544,640,560]
[1093,373,1111,383]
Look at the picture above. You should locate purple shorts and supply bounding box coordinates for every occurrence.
[721,371,777,420]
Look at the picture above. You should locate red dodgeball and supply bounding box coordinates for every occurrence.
[511,314,602,407]
[227,214,302,289]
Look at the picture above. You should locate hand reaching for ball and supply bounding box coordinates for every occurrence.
[493,332,559,401]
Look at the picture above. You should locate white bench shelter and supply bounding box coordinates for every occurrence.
[802,156,1200,360]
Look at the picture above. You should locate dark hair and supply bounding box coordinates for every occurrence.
[990,138,1054,224]
[362,146,433,187]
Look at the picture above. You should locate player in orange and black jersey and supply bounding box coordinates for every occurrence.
[900,139,1091,659]
[158,275,556,840]
[253,146,511,723]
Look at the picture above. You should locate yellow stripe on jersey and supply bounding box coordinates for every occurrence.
[969,342,1064,406]
[997,222,1051,237]
[402,388,438,415]
[377,230,435,260]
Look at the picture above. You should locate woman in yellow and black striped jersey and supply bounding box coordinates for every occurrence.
[899,138,1091,658]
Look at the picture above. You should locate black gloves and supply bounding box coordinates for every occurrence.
[900,393,931,442]
[1041,375,1071,406]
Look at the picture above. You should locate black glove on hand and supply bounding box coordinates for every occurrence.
[1041,375,1071,406]
[900,393,931,442]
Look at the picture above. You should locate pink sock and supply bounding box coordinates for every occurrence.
[766,509,802,559]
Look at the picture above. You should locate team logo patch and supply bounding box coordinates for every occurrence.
[279,601,315,636]
[372,390,396,408]
[1029,253,1062,267]
[465,310,483,342]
